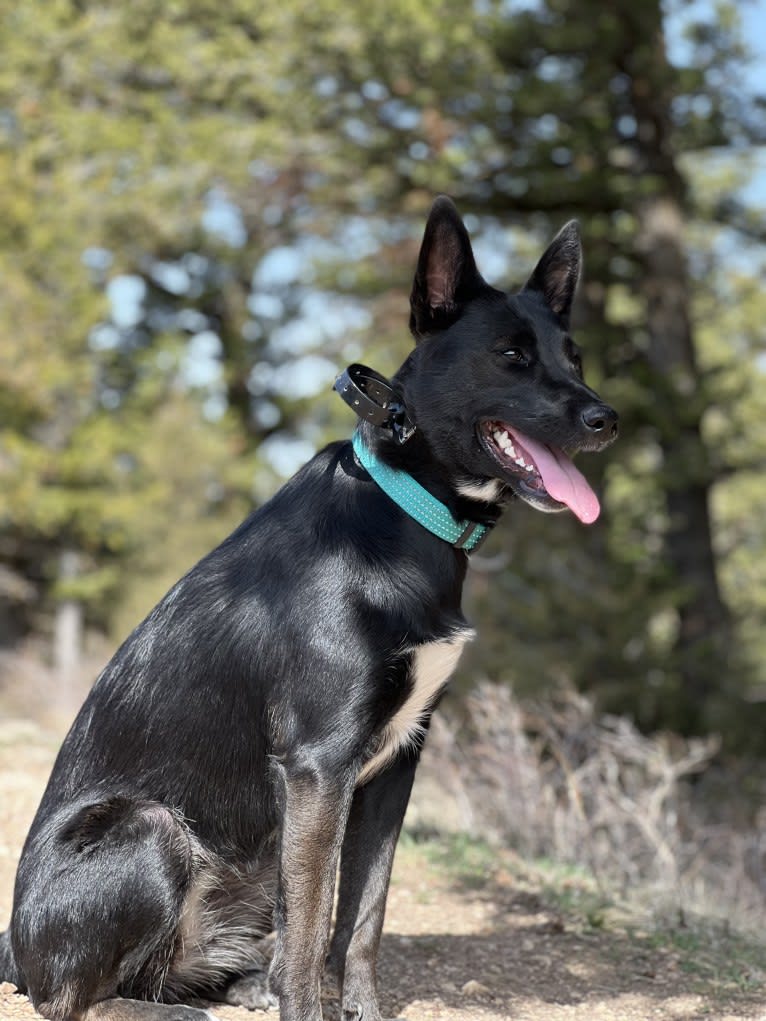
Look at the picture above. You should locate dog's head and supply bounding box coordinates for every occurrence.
[399,196,618,524]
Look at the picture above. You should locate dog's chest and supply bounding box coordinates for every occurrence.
[357,630,473,785]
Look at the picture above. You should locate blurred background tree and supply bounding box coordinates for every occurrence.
[0,0,764,747]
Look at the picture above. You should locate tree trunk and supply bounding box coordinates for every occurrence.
[625,7,732,732]
[637,195,731,726]
[53,549,83,696]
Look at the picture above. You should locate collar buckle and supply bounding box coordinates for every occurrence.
[454,520,490,552]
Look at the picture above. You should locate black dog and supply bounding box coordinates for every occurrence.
[0,197,617,1021]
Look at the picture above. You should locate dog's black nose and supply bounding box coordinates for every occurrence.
[581,404,618,439]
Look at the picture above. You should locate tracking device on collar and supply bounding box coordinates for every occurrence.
[333,363,416,444]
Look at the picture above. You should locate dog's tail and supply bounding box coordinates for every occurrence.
[0,928,23,989]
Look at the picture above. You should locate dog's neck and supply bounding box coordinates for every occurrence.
[356,422,505,531]
[336,358,507,534]
[352,431,493,552]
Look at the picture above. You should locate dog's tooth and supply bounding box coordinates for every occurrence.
[515,457,525,467]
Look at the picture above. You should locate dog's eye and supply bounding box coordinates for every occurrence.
[503,348,528,365]
[571,353,583,378]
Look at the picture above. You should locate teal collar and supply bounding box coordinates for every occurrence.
[352,431,492,552]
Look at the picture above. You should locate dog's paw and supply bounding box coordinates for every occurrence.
[340,1001,411,1021]
[222,970,279,1011]
[341,1003,409,1021]
[340,1012,408,1021]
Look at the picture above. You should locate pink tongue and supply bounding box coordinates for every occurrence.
[509,428,601,524]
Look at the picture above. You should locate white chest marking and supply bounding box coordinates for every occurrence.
[456,479,503,502]
[357,631,473,785]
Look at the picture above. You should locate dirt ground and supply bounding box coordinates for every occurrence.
[1,717,765,1021]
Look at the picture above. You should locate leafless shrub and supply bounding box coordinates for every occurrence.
[0,643,106,727]
[416,682,766,932]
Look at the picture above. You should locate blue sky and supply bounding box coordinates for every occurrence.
[739,2,766,203]
[665,0,766,207]
[732,1,766,92]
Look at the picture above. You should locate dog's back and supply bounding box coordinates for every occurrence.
[21,438,468,843]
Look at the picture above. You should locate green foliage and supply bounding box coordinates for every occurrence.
[0,0,764,745]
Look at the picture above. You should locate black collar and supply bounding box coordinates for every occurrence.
[333,364,416,445]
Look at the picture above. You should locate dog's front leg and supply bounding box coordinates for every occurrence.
[327,753,419,1021]
[270,758,356,1021]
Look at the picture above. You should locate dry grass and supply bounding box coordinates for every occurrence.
[414,682,766,934]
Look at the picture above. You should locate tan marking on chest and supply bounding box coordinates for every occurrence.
[357,631,473,785]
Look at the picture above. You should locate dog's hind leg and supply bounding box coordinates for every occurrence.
[326,754,418,1021]
[268,758,356,1021]
[0,928,23,988]
[166,860,277,1012]
[11,796,196,1021]
[4,932,219,1020]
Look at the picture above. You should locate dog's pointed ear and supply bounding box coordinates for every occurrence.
[523,220,582,327]
[409,196,484,339]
